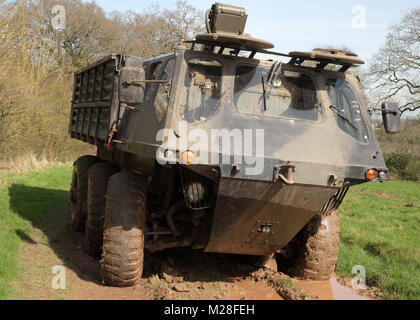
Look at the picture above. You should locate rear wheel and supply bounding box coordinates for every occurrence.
[84,162,120,259]
[100,171,147,287]
[291,211,340,280]
[69,155,99,232]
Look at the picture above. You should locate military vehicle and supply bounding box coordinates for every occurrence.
[68,3,400,287]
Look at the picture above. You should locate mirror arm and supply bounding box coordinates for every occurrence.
[124,79,171,85]
[369,107,399,115]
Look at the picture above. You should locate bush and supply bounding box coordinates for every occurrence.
[406,159,420,181]
[385,153,420,181]
[0,67,95,170]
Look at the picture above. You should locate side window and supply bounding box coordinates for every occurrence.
[145,61,162,102]
[326,78,370,142]
[154,59,176,122]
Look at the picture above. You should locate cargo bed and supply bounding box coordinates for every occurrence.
[69,54,144,144]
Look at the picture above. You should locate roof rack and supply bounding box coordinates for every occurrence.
[184,40,364,71]
[183,3,365,72]
[289,49,365,72]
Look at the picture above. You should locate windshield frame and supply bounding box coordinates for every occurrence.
[176,51,377,129]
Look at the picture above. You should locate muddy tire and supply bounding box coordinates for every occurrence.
[69,155,99,232]
[84,162,120,259]
[100,171,147,287]
[291,211,340,281]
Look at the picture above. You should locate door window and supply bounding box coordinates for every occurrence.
[144,61,162,102]
[154,59,176,122]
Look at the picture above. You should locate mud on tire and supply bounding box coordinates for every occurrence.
[291,210,340,281]
[84,162,120,259]
[100,171,147,287]
[70,155,99,232]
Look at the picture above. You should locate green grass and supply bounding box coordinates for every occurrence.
[336,181,420,300]
[0,166,72,299]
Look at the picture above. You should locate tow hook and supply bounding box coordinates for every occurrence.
[274,162,295,185]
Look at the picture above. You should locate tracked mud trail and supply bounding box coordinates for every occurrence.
[13,209,372,300]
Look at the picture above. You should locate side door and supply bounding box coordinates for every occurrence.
[116,57,176,147]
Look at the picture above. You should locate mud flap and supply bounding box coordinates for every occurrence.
[204,178,337,255]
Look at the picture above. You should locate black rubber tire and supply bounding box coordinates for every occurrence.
[292,210,340,280]
[100,171,147,287]
[84,162,120,259]
[69,155,99,232]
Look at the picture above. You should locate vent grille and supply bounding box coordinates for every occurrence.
[320,185,349,215]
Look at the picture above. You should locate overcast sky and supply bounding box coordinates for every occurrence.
[89,0,417,63]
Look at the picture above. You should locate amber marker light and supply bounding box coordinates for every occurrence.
[182,150,195,164]
[366,169,378,180]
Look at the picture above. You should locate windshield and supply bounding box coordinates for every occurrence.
[326,78,370,143]
[233,65,323,121]
[179,58,223,123]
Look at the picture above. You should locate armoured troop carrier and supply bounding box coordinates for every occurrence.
[68,3,400,287]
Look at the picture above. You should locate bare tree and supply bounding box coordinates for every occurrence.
[0,0,34,123]
[161,0,204,45]
[36,0,121,71]
[367,7,420,115]
[0,0,203,155]
[108,1,204,58]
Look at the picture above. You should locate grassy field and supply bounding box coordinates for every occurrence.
[337,181,420,300]
[0,166,72,299]
[0,165,419,300]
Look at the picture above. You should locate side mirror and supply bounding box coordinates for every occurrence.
[119,67,145,104]
[382,102,400,134]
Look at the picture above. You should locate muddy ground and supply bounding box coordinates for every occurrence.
[12,209,376,300]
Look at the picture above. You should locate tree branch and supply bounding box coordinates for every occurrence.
[400,105,420,115]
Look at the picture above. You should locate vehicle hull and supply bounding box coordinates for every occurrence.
[205,178,337,255]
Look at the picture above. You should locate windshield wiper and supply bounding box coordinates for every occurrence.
[261,76,267,112]
[207,89,228,119]
[329,105,359,131]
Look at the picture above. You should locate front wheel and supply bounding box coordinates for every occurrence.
[100,171,147,287]
[278,211,340,281]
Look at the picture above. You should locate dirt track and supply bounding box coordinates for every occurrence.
[12,209,373,300]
